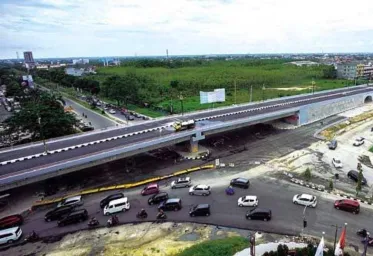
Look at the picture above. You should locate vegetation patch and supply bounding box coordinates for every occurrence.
[176,236,247,256]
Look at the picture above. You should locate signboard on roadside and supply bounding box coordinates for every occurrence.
[200,88,226,104]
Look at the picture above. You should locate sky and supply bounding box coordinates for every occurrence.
[1,0,373,59]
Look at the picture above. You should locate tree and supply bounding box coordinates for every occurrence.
[322,65,337,79]
[5,91,78,139]
[5,81,24,97]
[304,168,311,181]
[356,169,363,195]
[329,179,334,191]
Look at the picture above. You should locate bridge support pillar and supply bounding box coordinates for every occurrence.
[190,131,205,153]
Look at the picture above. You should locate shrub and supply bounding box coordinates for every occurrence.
[303,168,311,181]
[329,179,334,191]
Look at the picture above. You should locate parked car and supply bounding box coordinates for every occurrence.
[141,183,159,196]
[189,185,211,196]
[332,158,343,168]
[45,205,75,222]
[353,137,365,146]
[237,195,259,207]
[0,214,23,229]
[171,177,192,189]
[57,196,83,208]
[189,204,210,217]
[100,193,125,208]
[292,194,317,207]
[148,192,169,205]
[347,170,367,185]
[103,197,130,215]
[109,109,116,114]
[81,125,94,132]
[127,115,135,121]
[328,140,338,150]
[158,198,182,211]
[0,227,22,245]
[230,178,250,189]
[58,209,88,227]
[246,208,272,221]
[334,199,360,214]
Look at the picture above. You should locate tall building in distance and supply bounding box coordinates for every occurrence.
[23,51,35,65]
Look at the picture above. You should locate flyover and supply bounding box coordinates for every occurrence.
[0,85,372,192]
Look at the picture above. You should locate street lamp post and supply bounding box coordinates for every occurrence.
[38,116,48,154]
[179,93,184,116]
[261,84,265,101]
[301,204,309,235]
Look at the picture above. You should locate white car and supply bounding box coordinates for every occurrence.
[109,109,116,114]
[237,195,258,207]
[57,195,83,208]
[332,158,343,168]
[292,194,317,207]
[189,184,211,196]
[353,137,365,146]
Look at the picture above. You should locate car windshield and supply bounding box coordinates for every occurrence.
[335,159,341,163]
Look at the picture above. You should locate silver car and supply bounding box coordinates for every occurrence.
[189,184,211,196]
[171,177,191,189]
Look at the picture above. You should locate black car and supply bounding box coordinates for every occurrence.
[158,198,182,211]
[45,205,74,222]
[81,125,94,132]
[148,192,168,205]
[347,170,367,185]
[328,140,338,150]
[58,209,88,227]
[246,208,272,221]
[100,193,125,208]
[189,204,210,217]
[230,178,250,189]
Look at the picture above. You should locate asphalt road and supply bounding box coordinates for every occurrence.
[0,87,372,175]
[12,173,372,253]
[64,98,117,129]
[0,86,370,162]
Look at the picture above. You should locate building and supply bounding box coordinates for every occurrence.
[23,51,35,64]
[65,67,85,77]
[336,63,357,79]
[72,59,89,65]
[357,63,373,80]
[288,61,319,67]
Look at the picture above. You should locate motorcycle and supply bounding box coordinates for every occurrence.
[357,229,369,237]
[156,213,167,222]
[225,186,235,195]
[107,216,119,227]
[24,232,40,243]
[136,212,148,219]
[88,219,99,228]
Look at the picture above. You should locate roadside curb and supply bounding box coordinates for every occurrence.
[32,164,215,208]
[183,151,210,160]
[283,172,373,206]
[313,117,349,140]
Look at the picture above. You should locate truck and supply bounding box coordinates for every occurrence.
[173,120,196,132]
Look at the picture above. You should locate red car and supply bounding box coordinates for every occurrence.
[334,199,360,214]
[141,183,159,196]
[0,214,24,229]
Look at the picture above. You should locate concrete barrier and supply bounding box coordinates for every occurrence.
[32,164,215,208]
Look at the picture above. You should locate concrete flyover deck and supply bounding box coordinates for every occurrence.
[0,85,372,192]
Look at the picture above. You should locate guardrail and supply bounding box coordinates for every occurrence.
[32,164,215,208]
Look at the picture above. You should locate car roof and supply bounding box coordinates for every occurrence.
[340,199,360,206]
[236,178,249,182]
[299,194,314,200]
[63,196,82,202]
[250,208,271,213]
[195,184,209,189]
[196,204,210,209]
[108,197,128,204]
[0,214,22,220]
[243,195,257,200]
[178,177,190,182]
[0,226,19,234]
[146,183,158,188]
[166,198,181,203]
[348,170,358,175]
[70,209,87,215]
[155,192,168,196]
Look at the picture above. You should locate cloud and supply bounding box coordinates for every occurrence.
[1,0,373,58]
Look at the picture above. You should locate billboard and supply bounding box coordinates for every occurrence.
[200,88,225,104]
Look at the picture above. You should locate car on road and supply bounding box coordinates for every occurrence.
[353,137,365,146]
[189,204,210,217]
[148,192,169,205]
[103,197,130,215]
[245,208,271,221]
[332,158,343,168]
[158,198,182,211]
[58,209,88,227]
[109,109,116,114]
[57,196,83,208]
[292,194,317,207]
[100,193,125,208]
[237,195,259,207]
[0,227,22,245]
[189,184,211,196]
[230,178,250,189]
[81,125,94,132]
[328,140,338,150]
[0,214,23,229]
[334,199,360,214]
[347,170,367,185]
[171,177,192,189]
[141,183,159,196]
[45,205,75,222]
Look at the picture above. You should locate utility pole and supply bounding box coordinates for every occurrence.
[234,79,237,105]
[249,85,253,102]
[179,93,184,116]
[301,204,309,235]
[248,231,256,256]
[38,116,48,154]
[311,78,316,94]
[262,84,265,101]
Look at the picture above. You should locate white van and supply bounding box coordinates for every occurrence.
[0,226,22,245]
[103,197,130,215]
